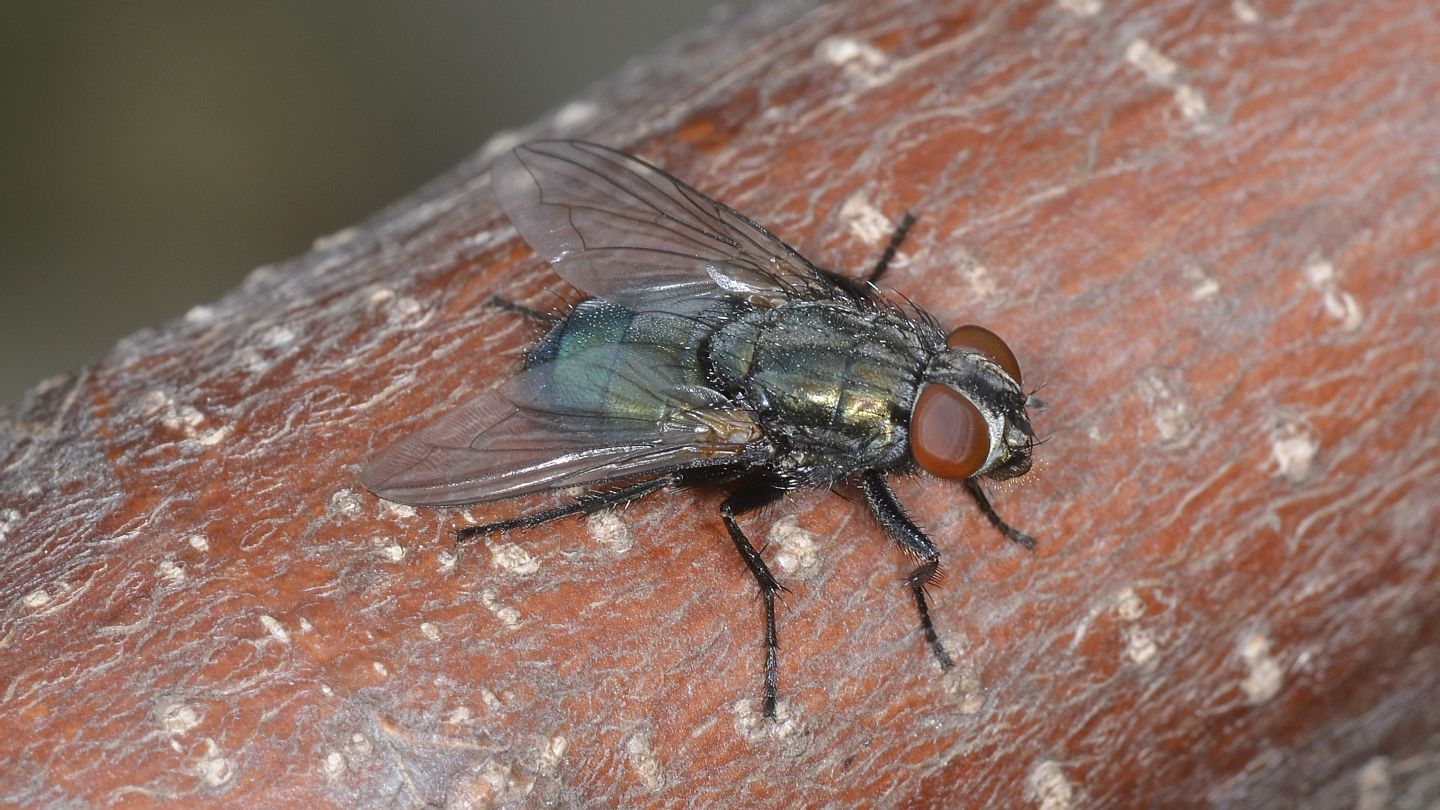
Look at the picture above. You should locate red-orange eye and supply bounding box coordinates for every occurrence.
[911,384,990,480]
[947,324,1022,385]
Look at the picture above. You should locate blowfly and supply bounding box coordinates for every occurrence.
[363,140,1041,718]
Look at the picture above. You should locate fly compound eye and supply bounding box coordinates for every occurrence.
[911,384,991,480]
[947,324,1022,385]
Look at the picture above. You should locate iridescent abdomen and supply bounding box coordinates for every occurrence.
[524,299,715,422]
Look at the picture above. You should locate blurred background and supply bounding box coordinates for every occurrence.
[0,2,733,404]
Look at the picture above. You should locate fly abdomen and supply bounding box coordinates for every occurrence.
[526,298,722,421]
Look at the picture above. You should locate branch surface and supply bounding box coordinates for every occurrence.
[3,0,1439,806]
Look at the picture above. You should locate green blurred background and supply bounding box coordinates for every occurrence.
[0,2,731,404]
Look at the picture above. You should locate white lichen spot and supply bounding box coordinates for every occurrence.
[943,664,986,714]
[625,732,666,791]
[245,264,277,287]
[0,507,21,539]
[235,347,268,374]
[383,500,417,519]
[1057,0,1102,16]
[480,687,504,711]
[460,759,535,806]
[1173,84,1208,121]
[313,226,360,251]
[446,706,473,725]
[1231,0,1260,23]
[154,696,201,735]
[319,684,334,697]
[299,617,314,633]
[160,402,205,436]
[157,559,186,583]
[138,389,172,415]
[587,510,633,553]
[481,588,522,629]
[817,36,884,68]
[839,194,896,247]
[769,516,819,579]
[187,533,210,552]
[194,739,234,788]
[1027,760,1075,810]
[489,541,540,576]
[1355,756,1392,810]
[420,621,441,641]
[1123,626,1158,666]
[1291,644,1313,670]
[815,36,890,86]
[554,99,599,130]
[460,230,498,252]
[371,536,406,562]
[955,250,998,302]
[184,304,216,324]
[1269,419,1319,483]
[537,735,568,776]
[480,129,525,162]
[1182,260,1221,301]
[323,750,346,779]
[1239,631,1284,704]
[348,732,374,757]
[195,425,231,446]
[1125,40,1209,125]
[258,324,296,348]
[22,588,52,610]
[1137,370,1197,448]
[733,698,806,747]
[330,489,363,516]
[368,287,428,323]
[1303,254,1365,331]
[437,548,458,573]
[1125,39,1178,83]
[1113,587,1145,621]
[259,615,291,644]
[372,661,390,678]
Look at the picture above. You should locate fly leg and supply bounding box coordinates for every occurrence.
[860,471,955,670]
[486,294,559,324]
[455,476,673,542]
[963,479,1037,551]
[719,479,788,718]
[864,212,917,286]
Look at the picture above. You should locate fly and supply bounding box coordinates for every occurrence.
[362,140,1041,718]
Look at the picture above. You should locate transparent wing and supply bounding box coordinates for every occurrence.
[361,343,770,507]
[492,140,844,310]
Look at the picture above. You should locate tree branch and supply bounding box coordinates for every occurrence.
[3,0,1439,806]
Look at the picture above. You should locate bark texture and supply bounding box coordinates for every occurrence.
[3,0,1439,807]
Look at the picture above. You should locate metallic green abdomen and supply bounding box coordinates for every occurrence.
[525,299,713,421]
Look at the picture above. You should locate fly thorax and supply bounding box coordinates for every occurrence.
[705,302,935,477]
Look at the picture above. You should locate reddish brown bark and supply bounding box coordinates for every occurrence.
[3,0,1439,806]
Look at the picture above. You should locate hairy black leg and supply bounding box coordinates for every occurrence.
[454,476,673,543]
[719,479,788,718]
[963,479,1037,551]
[487,294,559,324]
[860,471,955,670]
[865,212,917,286]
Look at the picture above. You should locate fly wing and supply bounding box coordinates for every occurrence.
[361,342,769,507]
[492,140,843,310]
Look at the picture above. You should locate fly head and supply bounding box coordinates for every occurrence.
[910,324,1035,482]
